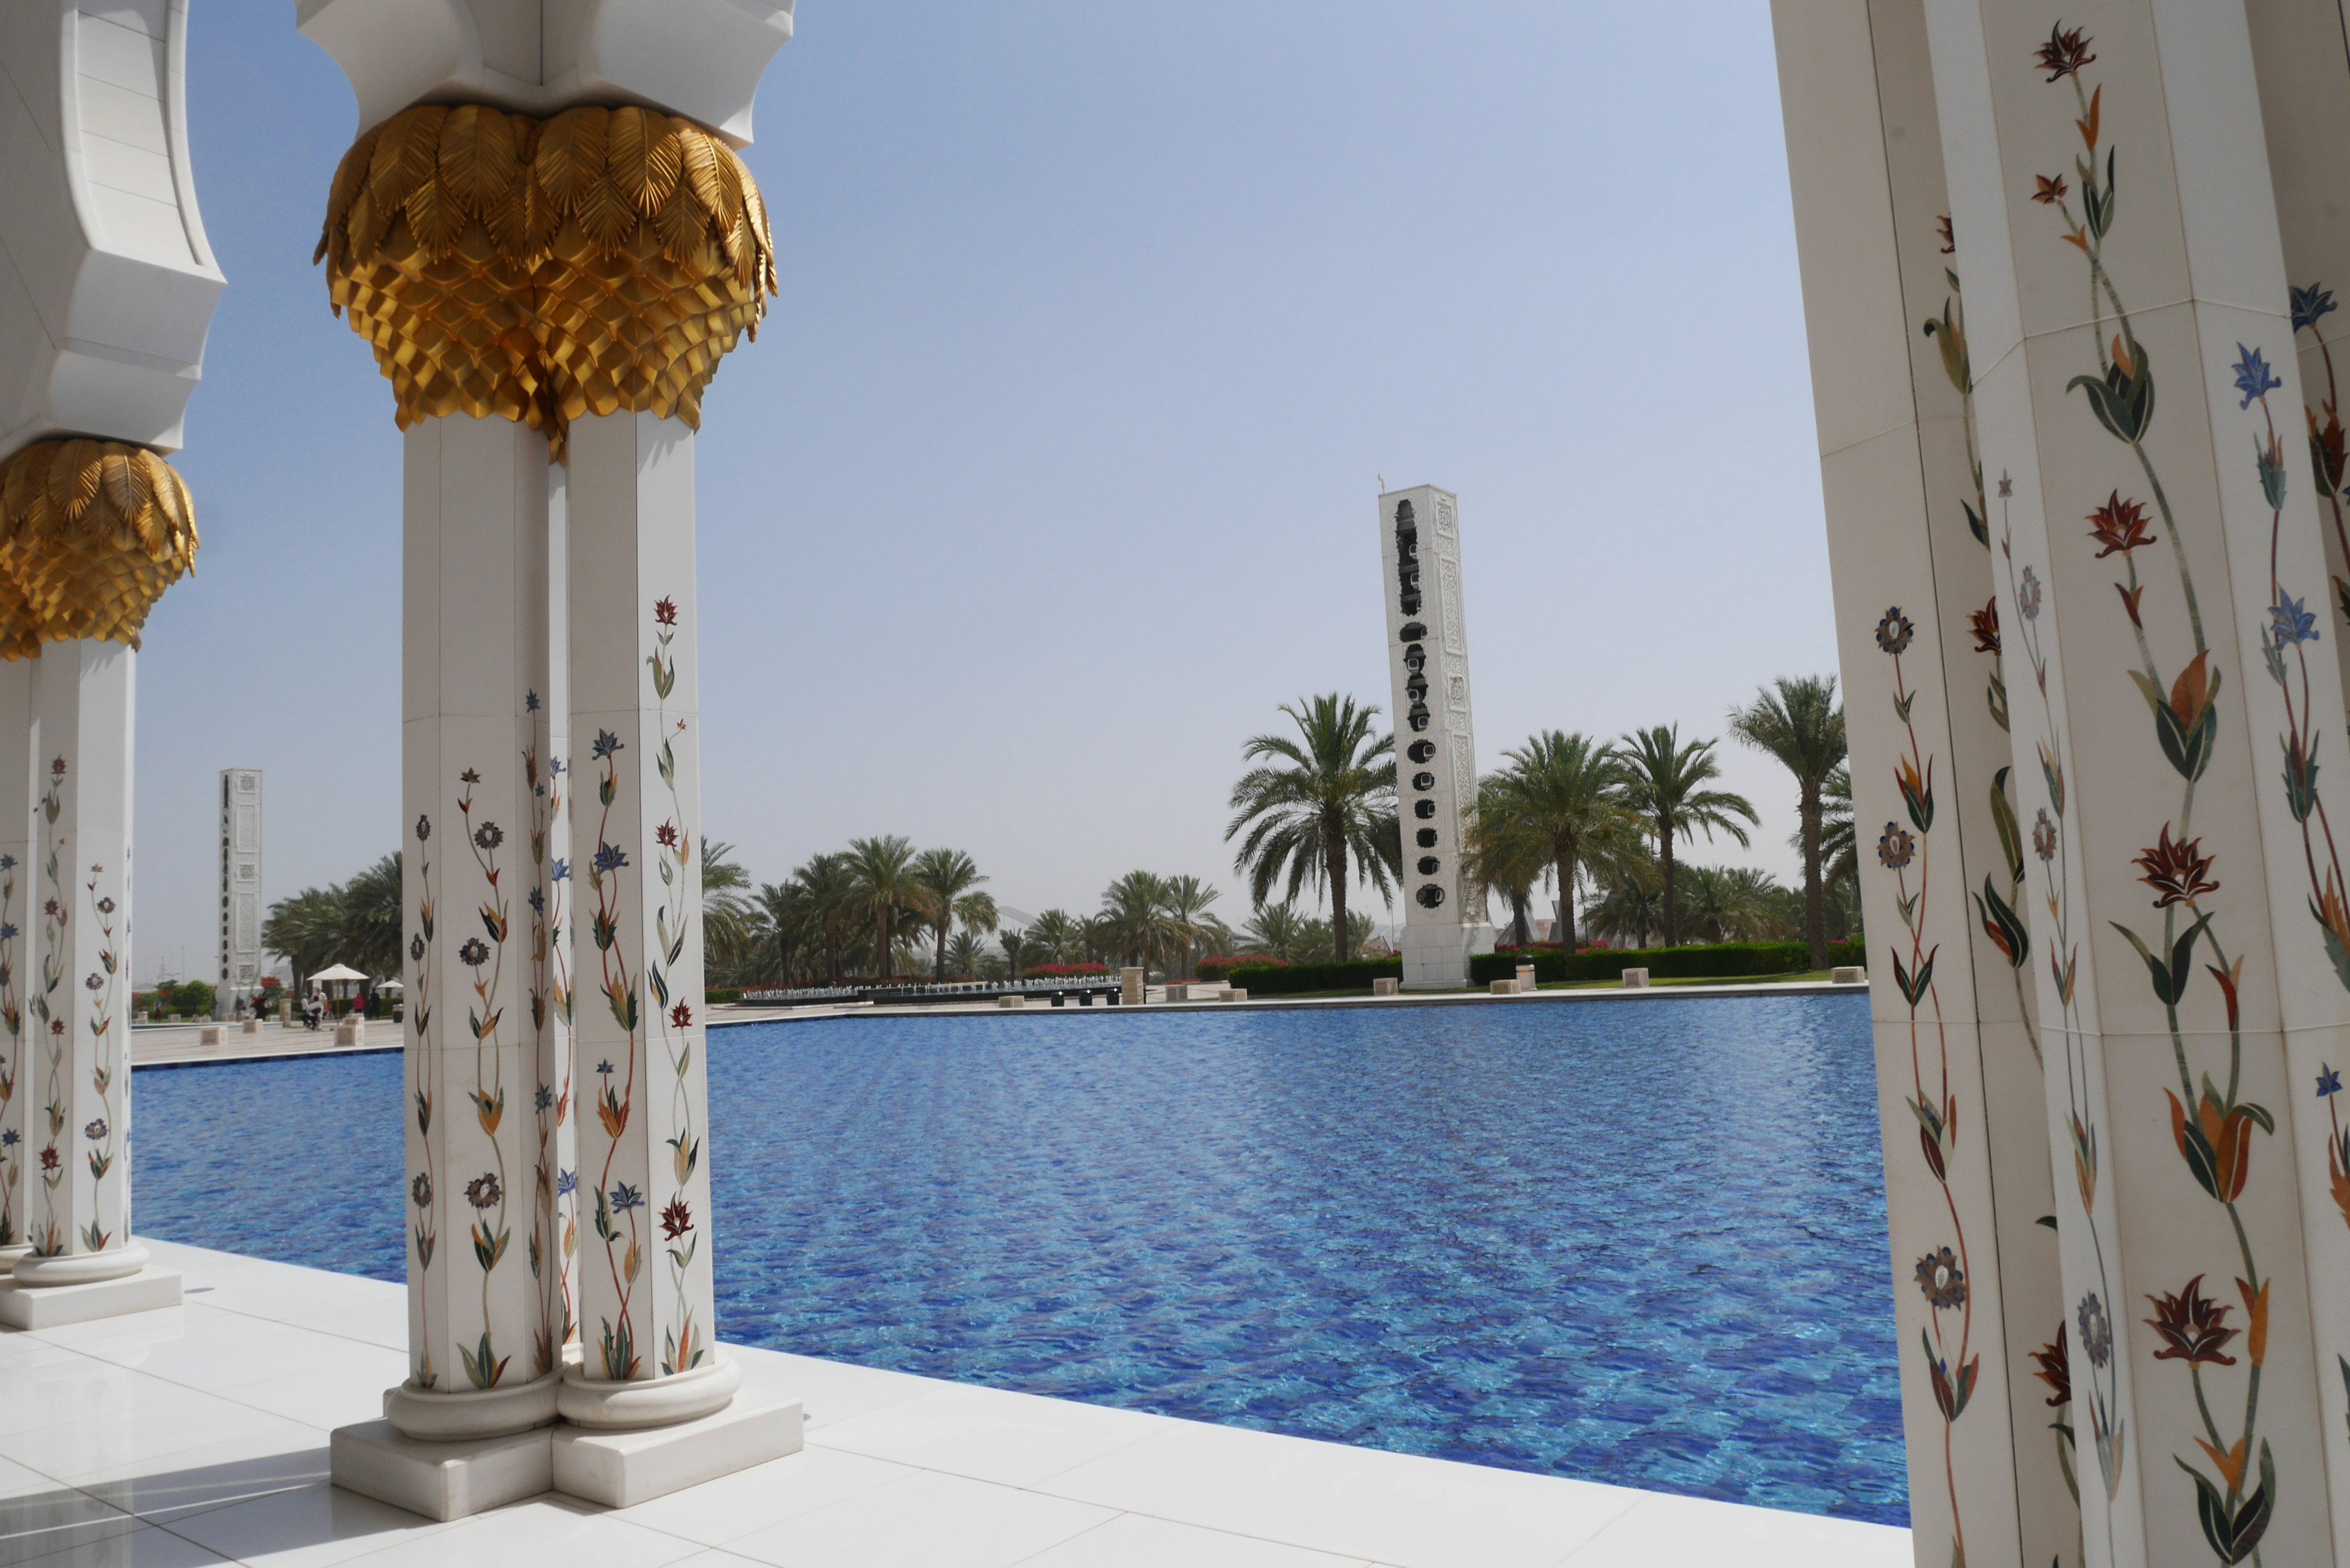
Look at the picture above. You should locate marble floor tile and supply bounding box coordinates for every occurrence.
[725,1348,931,1433]
[722,1468,1112,1568]
[0,1381,304,1486]
[1035,1419,1641,1568]
[613,1444,913,1548]
[159,1481,458,1568]
[0,1481,141,1568]
[217,1354,403,1432]
[811,1384,1163,1488]
[311,1495,700,1568]
[70,1426,330,1526]
[1552,1490,1911,1567]
[1014,1513,1375,1567]
[15,1522,231,1567]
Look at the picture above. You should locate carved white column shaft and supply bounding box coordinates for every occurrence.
[0,659,34,1260]
[1772,5,2073,1564]
[1920,1,2350,1559]
[19,640,135,1279]
[535,463,577,1363]
[563,409,726,1421]
[392,414,564,1435]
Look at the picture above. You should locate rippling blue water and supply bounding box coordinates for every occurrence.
[131,994,1905,1522]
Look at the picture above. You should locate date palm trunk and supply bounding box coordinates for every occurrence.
[1657,816,1678,947]
[1553,845,1577,950]
[1326,821,1351,963]
[1799,792,1826,969]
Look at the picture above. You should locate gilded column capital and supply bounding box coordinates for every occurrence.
[316,103,777,455]
[0,441,199,654]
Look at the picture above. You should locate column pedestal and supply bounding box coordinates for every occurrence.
[1400,922,1494,990]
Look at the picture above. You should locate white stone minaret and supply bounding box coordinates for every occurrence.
[216,769,262,1017]
[1378,485,1494,988]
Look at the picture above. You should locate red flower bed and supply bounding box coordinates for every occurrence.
[1022,965,1108,979]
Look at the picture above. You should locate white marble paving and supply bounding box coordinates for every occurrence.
[0,1241,1914,1567]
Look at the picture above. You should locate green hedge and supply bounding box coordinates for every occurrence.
[1219,957,1401,995]
[1470,939,1865,985]
[706,987,742,1005]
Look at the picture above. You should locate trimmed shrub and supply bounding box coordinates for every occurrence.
[1469,939,1865,986]
[1218,957,1400,995]
[706,987,742,1004]
[1197,955,1280,982]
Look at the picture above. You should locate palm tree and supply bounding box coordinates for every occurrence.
[1477,732,1631,950]
[701,839,759,983]
[1816,764,1857,889]
[1098,871,1172,972]
[1729,676,1847,967]
[1466,783,1547,946]
[998,926,1028,977]
[911,848,989,980]
[264,853,403,989]
[1618,725,1758,946]
[1160,875,1221,979]
[1029,908,1081,966]
[1240,902,1311,961]
[844,835,920,979]
[1585,851,1663,949]
[944,930,984,979]
[1225,694,1400,963]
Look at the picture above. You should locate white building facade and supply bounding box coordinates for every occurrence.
[216,768,260,1015]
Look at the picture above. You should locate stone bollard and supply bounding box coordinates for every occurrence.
[198,1025,225,1048]
[1372,977,1400,997]
[241,1018,260,1035]
[1164,983,1188,1002]
[1119,966,1144,1006]
[1830,965,1865,985]
[1515,965,1536,993]
[998,995,1024,1010]
[1227,988,1247,1002]
[334,1017,365,1047]
[1621,968,1650,990]
[1488,979,1516,995]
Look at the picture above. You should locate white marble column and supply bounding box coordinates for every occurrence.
[14,641,136,1281]
[561,409,729,1424]
[0,657,33,1262]
[534,464,577,1367]
[389,414,563,1436]
[1920,2,2350,1559]
[1772,6,2073,1564]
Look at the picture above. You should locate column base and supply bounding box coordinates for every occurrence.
[557,1353,740,1428]
[384,1367,561,1440]
[552,1393,802,1508]
[1398,924,1496,990]
[330,1419,551,1522]
[0,1263,180,1329]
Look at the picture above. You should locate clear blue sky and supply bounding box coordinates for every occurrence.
[131,1,1833,980]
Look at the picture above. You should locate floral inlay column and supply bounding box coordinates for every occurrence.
[1772,4,2072,1561]
[0,658,31,1261]
[561,410,730,1422]
[1916,6,2350,1559]
[390,415,566,1437]
[315,100,772,1433]
[0,439,195,1295]
[22,641,136,1275]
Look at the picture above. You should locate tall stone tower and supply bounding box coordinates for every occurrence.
[1377,485,1493,988]
[216,769,261,1016]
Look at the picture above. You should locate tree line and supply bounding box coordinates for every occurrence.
[259,674,1852,989]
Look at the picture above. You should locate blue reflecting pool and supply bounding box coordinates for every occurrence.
[131,994,1904,1523]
